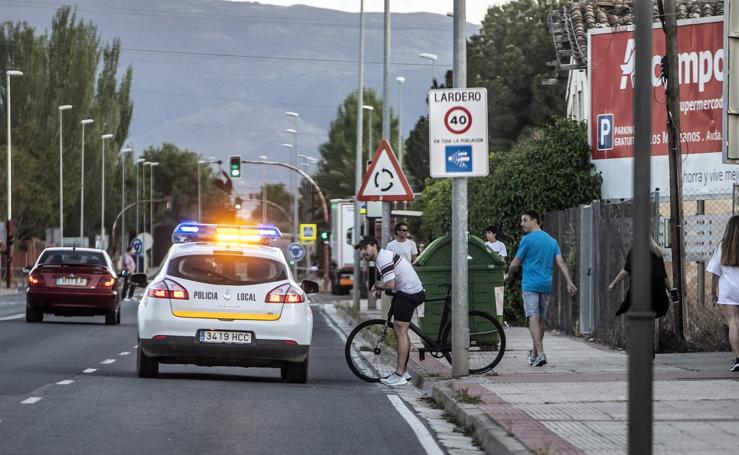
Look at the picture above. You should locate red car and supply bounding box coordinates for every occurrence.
[25,247,121,325]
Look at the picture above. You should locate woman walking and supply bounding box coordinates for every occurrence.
[707,215,739,372]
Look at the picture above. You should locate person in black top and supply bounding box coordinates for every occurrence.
[608,239,671,318]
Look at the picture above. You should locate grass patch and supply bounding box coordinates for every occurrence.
[453,387,483,405]
[441,410,482,448]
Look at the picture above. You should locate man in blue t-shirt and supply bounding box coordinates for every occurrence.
[504,210,577,367]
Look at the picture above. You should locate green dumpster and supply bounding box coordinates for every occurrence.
[414,234,505,342]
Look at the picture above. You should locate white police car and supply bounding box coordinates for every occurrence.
[134,223,317,383]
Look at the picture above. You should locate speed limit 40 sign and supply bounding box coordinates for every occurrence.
[428,87,488,177]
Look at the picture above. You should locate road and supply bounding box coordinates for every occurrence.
[0,292,453,455]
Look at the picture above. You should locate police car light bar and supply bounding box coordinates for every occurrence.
[172,223,282,244]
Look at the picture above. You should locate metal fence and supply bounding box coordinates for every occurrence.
[545,190,734,350]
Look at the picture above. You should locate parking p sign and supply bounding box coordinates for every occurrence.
[428,87,488,178]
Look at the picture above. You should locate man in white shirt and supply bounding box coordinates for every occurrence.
[356,236,425,386]
[386,222,418,264]
[485,225,507,260]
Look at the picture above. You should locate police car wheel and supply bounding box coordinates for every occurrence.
[137,343,159,378]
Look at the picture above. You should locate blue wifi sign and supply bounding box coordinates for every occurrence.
[445,145,473,172]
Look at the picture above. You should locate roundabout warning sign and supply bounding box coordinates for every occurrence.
[428,87,488,178]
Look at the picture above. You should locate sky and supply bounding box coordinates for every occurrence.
[235,1,508,24]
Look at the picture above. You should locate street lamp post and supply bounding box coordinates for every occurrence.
[58,104,72,245]
[148,162,159,268]
[419,52,438,83]
[100,133,114,249]
[79,118,94,246]
[119,147,133,255]
[134,158,145,236]
[395,76,405,167]
[285,111,299,248]
[4,70,22,288]
[281,142,295,239]
[258,155,268,223]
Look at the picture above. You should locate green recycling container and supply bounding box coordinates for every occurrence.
[414,234,505,342]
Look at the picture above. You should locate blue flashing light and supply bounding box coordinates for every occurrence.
[172,223,282,245]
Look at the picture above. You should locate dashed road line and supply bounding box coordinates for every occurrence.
[21,397,42,405]
[119,351,130,356]
[100,359,116,365]
[82,368,97,374]
[56,380,74,385]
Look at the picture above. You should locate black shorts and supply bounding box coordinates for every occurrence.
[391,290,426,323]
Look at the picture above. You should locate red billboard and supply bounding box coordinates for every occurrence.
[590,19,723,160]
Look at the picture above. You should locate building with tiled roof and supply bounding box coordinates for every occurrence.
[549,0,723,70]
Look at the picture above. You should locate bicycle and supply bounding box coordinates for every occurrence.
[344,284,506,382]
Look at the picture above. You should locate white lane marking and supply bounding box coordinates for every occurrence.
[100,359,116,365]
[21,397,43,405]
[0,313,24,321]
[133,344,138,349]
[119,351,130,356]
[56,380,74,385]
[82,368,97,374]
[386,394,444,455]
[321,305,347,343]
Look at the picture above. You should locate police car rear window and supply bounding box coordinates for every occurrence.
[168,254,287,285]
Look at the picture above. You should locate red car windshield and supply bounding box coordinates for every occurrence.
[38,251,107,267]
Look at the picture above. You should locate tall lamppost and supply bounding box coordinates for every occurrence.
[135,158,146,236]
[258,154,268,224]
[297,154,318,221]
[79,118,94,245]
[58,104,72,245]
[419,52,438,83]
[4,70,22,288]
[363,105,374,161]
[119,147,133,254]
[395,76,405,167]
[281,142,295,238]
[285,111,299,245]
[142,162,151,238]
[148,162,159,268]
[100,133,114,248]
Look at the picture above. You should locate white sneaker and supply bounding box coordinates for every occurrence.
[383,372,412,381]
[533,353,547,367]
[380,373,408,386]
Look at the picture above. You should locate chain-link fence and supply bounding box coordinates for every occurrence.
[544,189,736,350]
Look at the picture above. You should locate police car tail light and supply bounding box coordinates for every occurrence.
[266,283,305,304]
[148,278,189,300]
[97,274,116,288]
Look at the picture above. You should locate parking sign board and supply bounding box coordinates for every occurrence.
[428,87,488,178]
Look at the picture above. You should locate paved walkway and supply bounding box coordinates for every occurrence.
[338,299,739,454]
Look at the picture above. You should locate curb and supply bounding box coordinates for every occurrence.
[431,381,529,455]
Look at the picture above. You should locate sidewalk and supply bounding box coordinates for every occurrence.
[336,299,739,454]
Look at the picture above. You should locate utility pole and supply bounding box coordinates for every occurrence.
[353,0,365,309]
[381,0,391,249]
[451,0,469,377]
[630,0,655,452]
[659,0,686,343]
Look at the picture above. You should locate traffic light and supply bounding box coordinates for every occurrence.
[234,197,243,210]
[319,230,330,243]
[229,155,241,178]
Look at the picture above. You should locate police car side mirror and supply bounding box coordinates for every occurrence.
[301,280,319,294]
[22,266,31,274]
[130,273,148,287]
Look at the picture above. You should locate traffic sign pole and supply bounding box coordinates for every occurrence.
[451,0,469,378]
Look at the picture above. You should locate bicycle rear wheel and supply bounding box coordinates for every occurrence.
[441,310,506,374]
[344,319,399,382]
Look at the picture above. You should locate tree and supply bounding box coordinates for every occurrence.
[467,0,565,151]
[314,89,398,200]
[403,116,429,190]
[0,6,133,242]
[250,183,293,233]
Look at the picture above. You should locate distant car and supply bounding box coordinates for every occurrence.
[135,223,317,383]
[25,247,121,325]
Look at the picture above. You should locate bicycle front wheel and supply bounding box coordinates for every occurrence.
[344,319,399,382]
[441,310,506,374]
